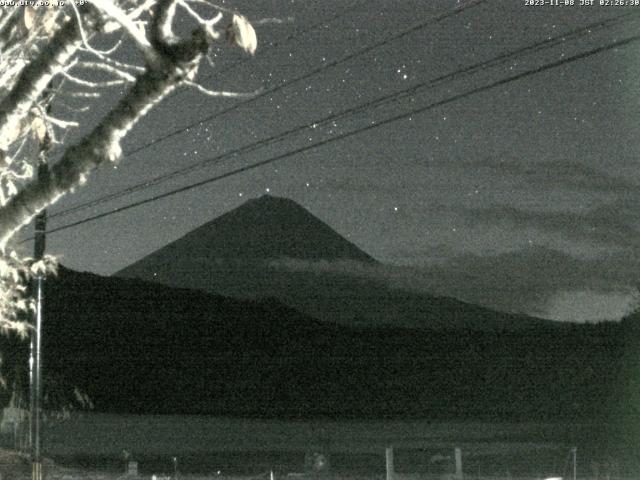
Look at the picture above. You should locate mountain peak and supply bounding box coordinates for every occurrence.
[250,193,289,203]
[117,196,376,283]
[239,194,313,215]
[200,195,375,262]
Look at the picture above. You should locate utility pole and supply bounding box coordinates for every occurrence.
[30,133,50,480]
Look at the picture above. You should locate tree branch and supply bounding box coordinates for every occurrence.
[0,4,208,248]
[0,12,89,156]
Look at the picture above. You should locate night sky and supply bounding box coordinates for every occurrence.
[20,0,640,322]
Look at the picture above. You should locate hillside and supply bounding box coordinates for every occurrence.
[0,266,634,420]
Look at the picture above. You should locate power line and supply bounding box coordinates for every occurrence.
[49,10,640,220]
[354,9,640,112]
[122,0,488,158]
[33,31,640,240]
[43,4,366,221]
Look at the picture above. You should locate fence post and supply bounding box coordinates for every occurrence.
[454,447,463,480]
[127,461,138,476]
[386,446,394,480]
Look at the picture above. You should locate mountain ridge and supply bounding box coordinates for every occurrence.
[116,195,557,331]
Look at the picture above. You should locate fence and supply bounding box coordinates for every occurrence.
[0,413,632,480]
[4,445,603,480]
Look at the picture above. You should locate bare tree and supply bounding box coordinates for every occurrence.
[0,1,257,334]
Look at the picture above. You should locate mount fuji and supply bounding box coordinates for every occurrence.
[116,195,553,331]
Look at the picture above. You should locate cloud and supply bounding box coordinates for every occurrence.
[546,290,636,323]
[269,245,640,322]
[463,157,638,194]
[317,176,424,195]
[457,201,640,251]
[425,246,638,318]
